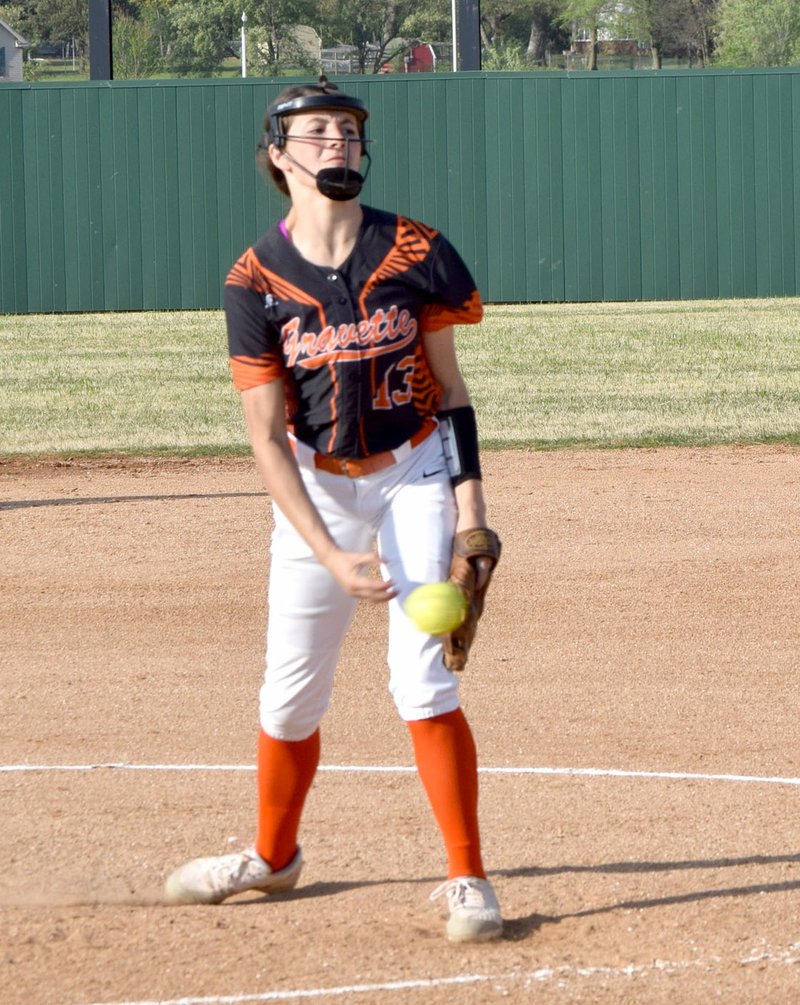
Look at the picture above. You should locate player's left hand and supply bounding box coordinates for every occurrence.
[442,527,502,671]
[324,548,397,602]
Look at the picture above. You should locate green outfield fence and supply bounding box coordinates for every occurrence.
[1,68,799,312]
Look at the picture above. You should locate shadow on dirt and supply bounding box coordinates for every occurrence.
[497,853,800,940]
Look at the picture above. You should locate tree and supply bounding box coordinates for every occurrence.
[526,0,570,65]
[133,0,172,62]
[684,0,718,65]
[0,2,37,42]
[618,0,690,67]
[244,0,320,76]
[33,0,87,45]
[556,0,719,69]
[189,0,320,76]
[477,0,569,66]
[479,0,525,50]
[113,11,163,78]
[163,0,238,75]
[558,0,605,69]
[482,38,529,69]
[158,0,316,77]
[9,0,89,59]
[618,0,720,67]
[714,0,800,66]
[401,0,450,44]
[314,0,418,73]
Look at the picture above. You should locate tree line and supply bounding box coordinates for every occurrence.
[2,0,799,78]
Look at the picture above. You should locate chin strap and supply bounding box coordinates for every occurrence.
[315,166,366,201]
[281,142,372,202]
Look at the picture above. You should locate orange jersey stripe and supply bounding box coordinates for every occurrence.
[230,354,285,392]
[226,248,328,327]
[420,289,483,333]
[358,216,438,315]
[325,359,340,454]
[409,341,442,417]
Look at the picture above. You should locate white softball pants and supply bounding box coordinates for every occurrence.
[260,429,460,740]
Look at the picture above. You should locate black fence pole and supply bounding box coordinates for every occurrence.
[457,0,481,71]
[88,0,113,80]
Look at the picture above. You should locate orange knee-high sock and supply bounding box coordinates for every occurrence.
[407,708,485,880]
[255,727,320,872]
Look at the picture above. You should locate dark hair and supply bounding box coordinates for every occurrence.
[257,76,368,197]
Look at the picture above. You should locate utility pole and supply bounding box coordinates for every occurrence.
[241,12,247,78]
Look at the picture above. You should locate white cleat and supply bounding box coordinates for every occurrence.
[164,846,303,905]
[430,875,503,942]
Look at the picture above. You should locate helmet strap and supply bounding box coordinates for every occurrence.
[280,144,371,202]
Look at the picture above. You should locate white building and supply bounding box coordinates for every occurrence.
[0,19,28,82]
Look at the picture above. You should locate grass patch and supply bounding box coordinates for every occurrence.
[0,311,244,456]
[462,300,800,451]
[1,299,799,458]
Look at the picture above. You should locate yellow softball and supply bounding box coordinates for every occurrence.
[404,581,468,635]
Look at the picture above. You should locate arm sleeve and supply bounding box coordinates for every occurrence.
[419,235,484,334]
[224,258,285,393]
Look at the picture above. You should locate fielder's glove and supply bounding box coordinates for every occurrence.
[443,527,502,672]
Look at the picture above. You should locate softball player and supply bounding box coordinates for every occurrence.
[164,77,502,942]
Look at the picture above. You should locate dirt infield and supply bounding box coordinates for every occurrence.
[2,446,799,1005]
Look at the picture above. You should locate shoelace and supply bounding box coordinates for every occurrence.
[429,876,486,908]
[209,850,268,892]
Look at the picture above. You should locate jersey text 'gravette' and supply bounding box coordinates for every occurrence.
[225,206,483,459]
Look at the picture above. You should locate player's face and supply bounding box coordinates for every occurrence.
[284,112,363,173]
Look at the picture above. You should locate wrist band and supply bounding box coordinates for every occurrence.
[437,406,482,486]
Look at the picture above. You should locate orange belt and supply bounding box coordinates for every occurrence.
[290,418,437,478]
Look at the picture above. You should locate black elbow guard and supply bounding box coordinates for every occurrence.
[437,406,482,486]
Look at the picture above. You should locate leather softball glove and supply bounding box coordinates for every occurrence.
[443,527,502,672]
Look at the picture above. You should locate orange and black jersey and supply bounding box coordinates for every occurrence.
[224,205,483,459]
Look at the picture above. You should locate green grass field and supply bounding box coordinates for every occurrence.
[1,299,798,458]
[27,54,690,84]
[26,56,280,82]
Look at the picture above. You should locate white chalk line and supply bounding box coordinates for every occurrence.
[78,945,800,1005]
[3,763,800,787]
[5,766,798,1005]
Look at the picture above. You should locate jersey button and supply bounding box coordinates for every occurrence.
[327,273,338,282]
[338,297,348,304]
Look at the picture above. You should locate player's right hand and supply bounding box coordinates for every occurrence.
[325,549,397,602]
